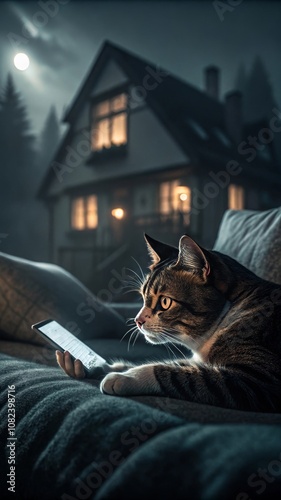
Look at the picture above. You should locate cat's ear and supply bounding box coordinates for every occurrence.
[144,234,177,269]
[173,235,210,280]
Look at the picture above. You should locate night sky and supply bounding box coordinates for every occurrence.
[1,0,281,135]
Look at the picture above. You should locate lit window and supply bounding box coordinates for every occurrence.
[228,184,244,210]
[159,181,191,213]
[91,93,128,151]
[71,195,98,230]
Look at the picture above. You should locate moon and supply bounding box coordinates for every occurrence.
[14,53,30,71]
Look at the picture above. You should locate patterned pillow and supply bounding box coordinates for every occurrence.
[213,207,281,284]
[0,252,125,345]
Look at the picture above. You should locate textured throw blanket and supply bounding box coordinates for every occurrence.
[1,354,281,500]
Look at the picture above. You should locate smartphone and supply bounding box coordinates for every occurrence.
[31,319,109,377]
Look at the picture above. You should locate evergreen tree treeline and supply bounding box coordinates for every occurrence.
[234,56,281,165]
[235,56,278,122]
[0,74,60,260]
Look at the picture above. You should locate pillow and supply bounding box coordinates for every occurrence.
[0,252,126,346]
[213,207,281,284]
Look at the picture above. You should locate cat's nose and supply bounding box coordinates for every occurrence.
[136,319,144,328]
[135,307,151,328]
[135,315,146,328]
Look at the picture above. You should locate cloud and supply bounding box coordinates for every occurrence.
[3,2,77,70]
[26,34,78,70]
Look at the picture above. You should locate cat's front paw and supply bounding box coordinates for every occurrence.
[100,365,162,396]
[100,372,128,395]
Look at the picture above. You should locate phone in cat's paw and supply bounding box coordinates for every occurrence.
[56,353,135,382]
[32,319,110,379]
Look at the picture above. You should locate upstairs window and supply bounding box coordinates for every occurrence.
[91,93,128,152]
[71,195,98,230]
[228,184,244,210]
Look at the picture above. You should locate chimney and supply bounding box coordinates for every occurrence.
[224,91,243,145]
[204,65,220,100]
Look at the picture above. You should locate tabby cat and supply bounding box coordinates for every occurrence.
[57,234,281,412]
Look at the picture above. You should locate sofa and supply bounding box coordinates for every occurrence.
[1,207,281,500]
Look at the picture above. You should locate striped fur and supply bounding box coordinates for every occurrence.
[101,235,281,412]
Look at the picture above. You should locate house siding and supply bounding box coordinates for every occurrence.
[47,108,188,198]
[91,59,129,97]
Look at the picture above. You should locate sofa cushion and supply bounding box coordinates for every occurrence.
[213,207,281,284]
[0,252,125,346]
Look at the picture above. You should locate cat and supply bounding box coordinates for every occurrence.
[99,233,281,413]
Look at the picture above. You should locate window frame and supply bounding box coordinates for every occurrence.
[70,194,98,232]
[228,184,244,211]
[90,85,129,154]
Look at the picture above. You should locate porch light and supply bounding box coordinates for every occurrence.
[176,186,190,201]
[179,193,188,201]
[111,208,125,220]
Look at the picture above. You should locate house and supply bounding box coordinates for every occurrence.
[39,41,281,293]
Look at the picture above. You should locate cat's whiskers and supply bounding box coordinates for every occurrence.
[119,269,144,295]
[142,323,185,357]
[126,317,136,325]
[128,327,140,350]
[158,333,187,363]
[130,257,146,282]
[119,319,141,351]
[132,329,141,347]
[162,338,179,360]
[121,280,142,294]
[153,327,190,360]
[120,324,137,343]
[164,338,188,360]
[124,267,144,289]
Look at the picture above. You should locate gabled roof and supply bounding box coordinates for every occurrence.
[63,40,232,162]
[39,40,280,197]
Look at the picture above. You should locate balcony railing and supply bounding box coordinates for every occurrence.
[133,211,190,232]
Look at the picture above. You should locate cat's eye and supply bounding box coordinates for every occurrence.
[160,296,172,310]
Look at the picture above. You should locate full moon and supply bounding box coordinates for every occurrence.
[14,53,30,71]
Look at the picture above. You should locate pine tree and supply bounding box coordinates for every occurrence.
[234,57,281,166]
[234,62,247,95]
[243,56,277,123]
[0,73,36,200]
[40,105,60,172]
[0,74,48,260]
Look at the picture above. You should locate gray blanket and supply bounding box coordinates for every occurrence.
[1,354,281,500]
